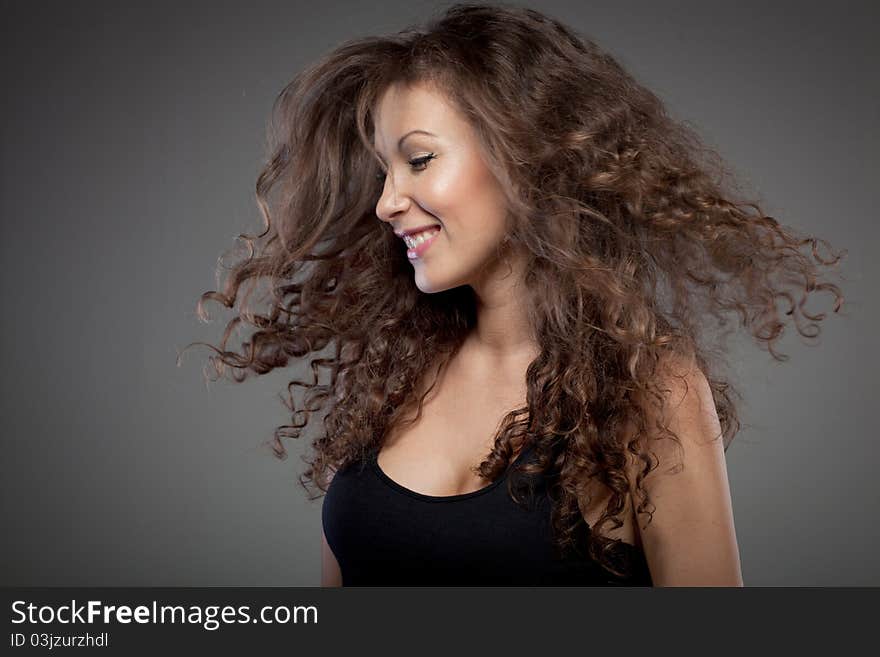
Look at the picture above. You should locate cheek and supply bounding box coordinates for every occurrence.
[422,150,486,211]
[424,165,507,234]
[420,172,460,219]
[458,185,509,245]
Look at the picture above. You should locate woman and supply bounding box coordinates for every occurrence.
[189,4,844,586]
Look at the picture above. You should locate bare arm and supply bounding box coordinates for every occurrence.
[630,356,744,586]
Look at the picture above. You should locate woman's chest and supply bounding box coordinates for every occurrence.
[377,352,642,549]
[378,364,528,497]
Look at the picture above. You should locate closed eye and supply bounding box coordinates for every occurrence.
[375,153,436,181]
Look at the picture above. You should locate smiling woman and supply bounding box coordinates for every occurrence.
[185,3,845,586]
[372,80,516,293]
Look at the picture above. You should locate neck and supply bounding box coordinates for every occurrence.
[467,247,539,364]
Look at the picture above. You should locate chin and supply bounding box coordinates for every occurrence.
[414,276,445,294]
[413,268,458,294]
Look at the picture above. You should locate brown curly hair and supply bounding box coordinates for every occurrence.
[181,2,846,580]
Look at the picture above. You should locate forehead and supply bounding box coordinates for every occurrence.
[371,81,462,143]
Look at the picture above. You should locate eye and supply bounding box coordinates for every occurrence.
[374,153,436,182]
[409,153,435,171]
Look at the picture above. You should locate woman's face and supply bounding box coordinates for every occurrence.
[372,81,512,294]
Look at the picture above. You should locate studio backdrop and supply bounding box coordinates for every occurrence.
[1,0,876,586]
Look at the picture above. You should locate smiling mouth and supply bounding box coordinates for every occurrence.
[405,226,442,260]
[402,226,441,248]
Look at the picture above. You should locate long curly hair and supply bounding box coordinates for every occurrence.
[181,3,846,580]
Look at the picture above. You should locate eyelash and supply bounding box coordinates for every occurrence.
[374,153,435,181]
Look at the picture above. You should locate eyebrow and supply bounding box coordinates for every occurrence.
[374,129,437,160]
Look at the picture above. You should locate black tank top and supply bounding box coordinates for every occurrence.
[321,443,653,586]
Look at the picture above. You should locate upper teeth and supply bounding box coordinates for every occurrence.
[403,228,439,248]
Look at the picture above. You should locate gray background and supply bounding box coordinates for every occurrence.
[1,0,876,586]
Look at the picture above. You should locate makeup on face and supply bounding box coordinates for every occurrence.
[372,82,510,293]
[402,225,442,260]
[373,127,447,263]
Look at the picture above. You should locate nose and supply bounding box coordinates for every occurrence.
[375,172,412,224]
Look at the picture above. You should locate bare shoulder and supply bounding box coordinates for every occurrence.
[657,353,721,447]
[624,352,744,586]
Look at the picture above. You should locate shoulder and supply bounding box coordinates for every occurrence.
[631,352,720,465]
[651,351,713,411]
[656,353,719,442]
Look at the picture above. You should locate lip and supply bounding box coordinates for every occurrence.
[394,223,441,237]
[406,227,441,260]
